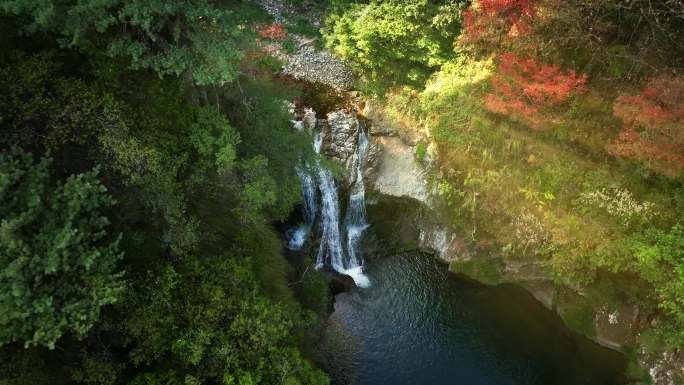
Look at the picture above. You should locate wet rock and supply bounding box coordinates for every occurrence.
[301,108,317,134]
[418,224,463,261]
[320,110,360,184]
[369,123,399,137]
[292,120,305,132]
[593,305,640,350]
[328,271,356,294]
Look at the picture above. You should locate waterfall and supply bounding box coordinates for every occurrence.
[291,113,370,287]
[287,117,321,251]
[298,166,317,224]
[344,129,369,268]
[315,167,346,272]
[313,130,323,154]
[287,166,317,250]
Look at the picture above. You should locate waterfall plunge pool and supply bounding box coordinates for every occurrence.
[320,252,627,385]
[283,92,627,384]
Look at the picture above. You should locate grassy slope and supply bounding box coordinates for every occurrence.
[377,57,682,350]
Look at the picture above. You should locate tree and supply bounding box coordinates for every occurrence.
[323,0,467,89]
[0,51,123,152]
[0,0,257,86]
[0,147,123,349]
[121,254,329,385]
[607,74,684,177]
[484,52,587,128]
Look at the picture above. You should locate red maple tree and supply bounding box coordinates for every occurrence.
[607,75,684,176]
[463,0,536,43]
[484,53,588,127]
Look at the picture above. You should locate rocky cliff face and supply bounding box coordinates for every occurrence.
[315,110,382,190]
[371,136,429,203]
[321,111,359,180]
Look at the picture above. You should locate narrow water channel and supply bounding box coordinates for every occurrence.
[321,253,627,385]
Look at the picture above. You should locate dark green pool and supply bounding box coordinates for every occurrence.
[321,253,627,385]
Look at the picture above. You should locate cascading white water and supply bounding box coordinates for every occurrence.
[344,128,369,267]
[287,118,321,251]
[291,113,370,287]
[313,130,323,154]
[287,166,317,250]
[298,166,317,225]
[315,167,346,272]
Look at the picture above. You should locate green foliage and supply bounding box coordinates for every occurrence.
[122,254,328,385]
[237,156,278,220]
[0,8,326,381]
[556,291,597,338]
[622,345,652,384]
[0,147,123,349]
[632,221,684,347]
[190,107,240,176]
[0,346,58,385]
[323,0,467,90]
[0,0,264,86]
[0,51,122,151]
[415,142,427,165]
[223,78,312,221]
[606,45,629,78]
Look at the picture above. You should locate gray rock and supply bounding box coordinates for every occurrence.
[320,111,360,184]
[369,123,398,137]
[370,136,429,204]
[283,42,356,91]
[256,0,356,91]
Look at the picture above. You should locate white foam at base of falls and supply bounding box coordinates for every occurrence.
[342,266,371,288]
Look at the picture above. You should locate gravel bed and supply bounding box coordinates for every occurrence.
[255,0,356,91]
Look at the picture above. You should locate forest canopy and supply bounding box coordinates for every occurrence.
[0,1,328,384]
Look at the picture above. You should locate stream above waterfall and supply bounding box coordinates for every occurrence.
[320,253,627,385]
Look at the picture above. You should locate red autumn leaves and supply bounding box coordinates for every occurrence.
[464,0,535,42]
[466,0,681,176]
[256,23,288,41]
[484,53,588,127]
[608,75,684,176]
[484,54,683,176]
[467,1,590,127]
[250,23,288,59]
